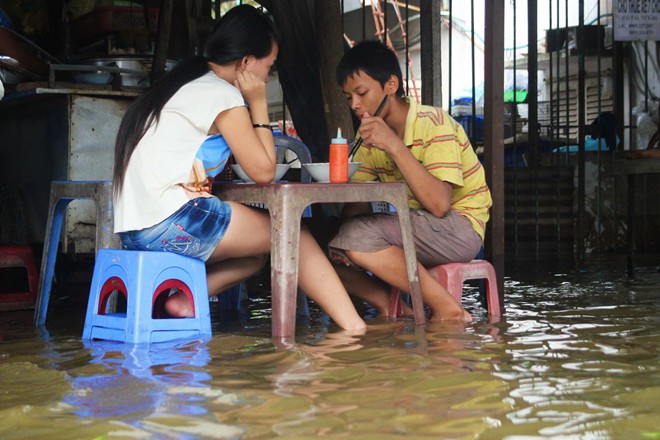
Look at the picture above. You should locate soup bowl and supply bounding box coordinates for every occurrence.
[301,162,361,183]
[231,164,290,183]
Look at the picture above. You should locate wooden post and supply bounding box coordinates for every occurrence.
[484,0,506,307]
[315,0,355,143]
[151,0,174,81]
[419,0,442,106]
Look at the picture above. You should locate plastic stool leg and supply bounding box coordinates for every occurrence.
[481,263,501,316]
[388,286,404,318]
[218,283,247,311]
[34,197,72,326]
[432,266,465,303]
[296,290,310,318]
[94,183,120,252]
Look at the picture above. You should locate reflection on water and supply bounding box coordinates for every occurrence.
[0,258,659,439]
[66,340,212,418]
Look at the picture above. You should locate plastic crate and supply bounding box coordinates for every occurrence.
[454,114,485,144]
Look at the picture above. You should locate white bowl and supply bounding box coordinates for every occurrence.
[301,162,361,183]
[231,164,290,183]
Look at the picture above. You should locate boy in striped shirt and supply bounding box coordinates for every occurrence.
[329,40,492,322]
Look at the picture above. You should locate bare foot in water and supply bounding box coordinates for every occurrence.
[379,301,416,319]
[164,290,194,317]
[366,321,406,332]
[400,302,415,317]
[428,307,472,323]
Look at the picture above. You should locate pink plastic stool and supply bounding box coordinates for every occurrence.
[389,260,501,317]
[0,245,38,311]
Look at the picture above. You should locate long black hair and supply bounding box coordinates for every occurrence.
[113,4,278,197]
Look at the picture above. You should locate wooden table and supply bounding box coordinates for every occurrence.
[214,182,425,339]
[615,151,660,277]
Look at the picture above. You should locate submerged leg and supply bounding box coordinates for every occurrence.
[165,255,267,317]
[296,226,366,331]
[346,246,471,322]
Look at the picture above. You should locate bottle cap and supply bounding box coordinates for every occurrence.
[331,127,347,143]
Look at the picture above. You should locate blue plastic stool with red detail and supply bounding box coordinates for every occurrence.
[82,249,212,345]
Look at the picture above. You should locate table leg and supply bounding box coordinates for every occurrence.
[386,196,425,325]
[268,194,307,339]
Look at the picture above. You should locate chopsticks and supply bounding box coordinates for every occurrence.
[348,94,389,159]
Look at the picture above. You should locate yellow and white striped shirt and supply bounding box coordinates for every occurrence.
[351,98,492,240]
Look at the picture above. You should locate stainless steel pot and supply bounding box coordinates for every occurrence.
[0,56,30,84]
[78,56,179,87]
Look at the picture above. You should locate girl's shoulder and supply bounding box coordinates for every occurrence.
[177,72,242,104]
[185,71,236,92]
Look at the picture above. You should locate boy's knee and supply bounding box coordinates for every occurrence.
[345,249,366,263]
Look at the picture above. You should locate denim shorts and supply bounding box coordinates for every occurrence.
[119,197,232,261]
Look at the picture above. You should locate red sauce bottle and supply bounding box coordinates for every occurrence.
[329,128,348,183]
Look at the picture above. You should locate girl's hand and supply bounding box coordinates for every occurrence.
[234,70,267,107]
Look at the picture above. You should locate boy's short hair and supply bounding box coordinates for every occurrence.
[336,40,405,97]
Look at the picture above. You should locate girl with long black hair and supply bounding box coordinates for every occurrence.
[112,5,365,331]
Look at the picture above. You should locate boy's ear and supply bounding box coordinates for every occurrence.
[385,74,399,95]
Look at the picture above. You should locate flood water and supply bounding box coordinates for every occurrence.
[1,256,659,439]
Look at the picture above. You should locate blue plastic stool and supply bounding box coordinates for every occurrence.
[82,249,212,344]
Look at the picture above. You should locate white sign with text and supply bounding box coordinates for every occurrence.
[614,0,660,41]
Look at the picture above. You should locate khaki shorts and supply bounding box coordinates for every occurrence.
[328,209,482,267]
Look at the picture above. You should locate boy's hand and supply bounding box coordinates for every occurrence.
[358,113,405,154]
[329,249,351,266]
